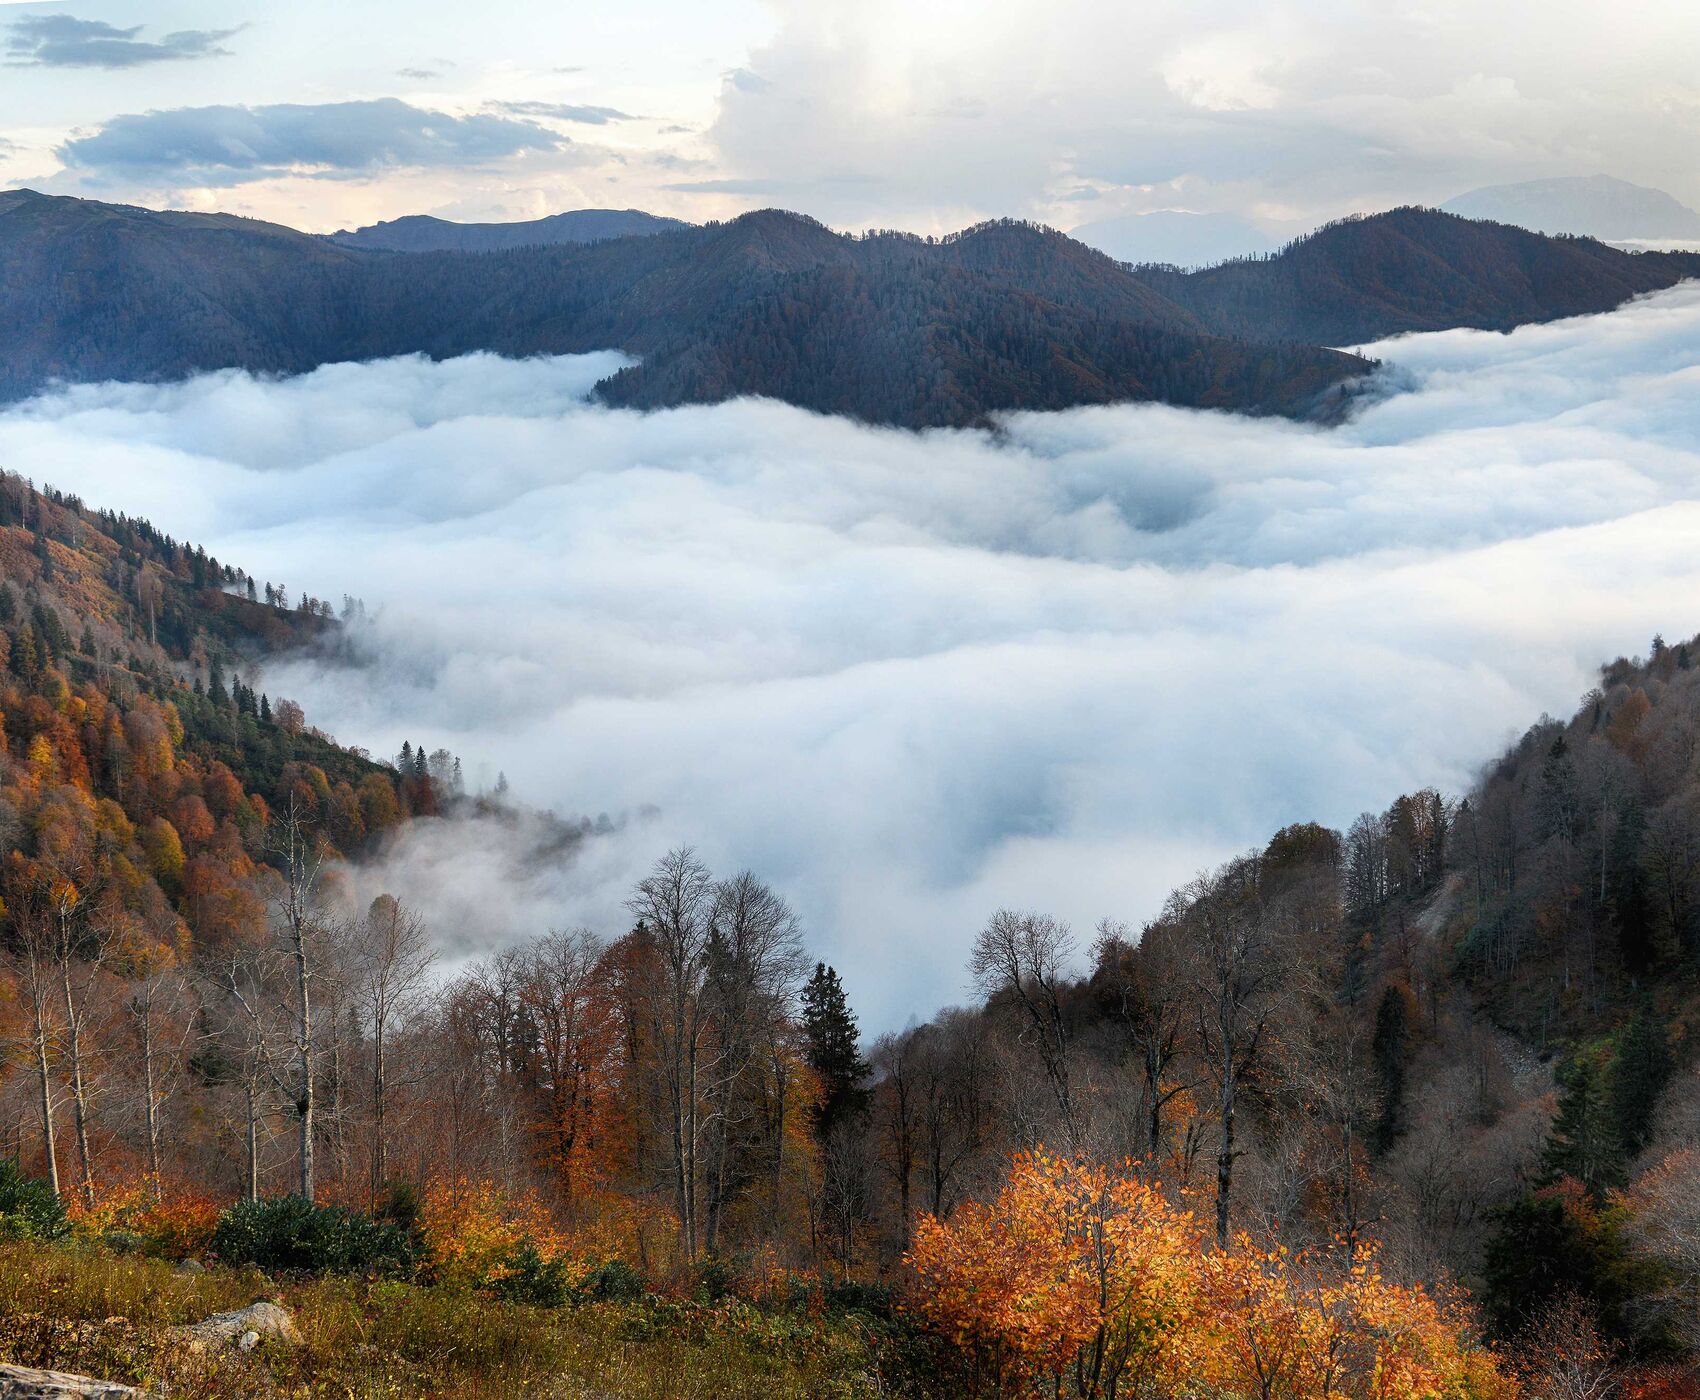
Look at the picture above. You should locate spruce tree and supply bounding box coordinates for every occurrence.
[801,963,870,1139]
[1542,1054,1625,1198]
[1609,998,1673,1157]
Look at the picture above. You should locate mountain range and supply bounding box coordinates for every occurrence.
[1,188,1697,427]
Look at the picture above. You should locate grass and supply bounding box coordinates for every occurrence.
[0,1242,908,1398]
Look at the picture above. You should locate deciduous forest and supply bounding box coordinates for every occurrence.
[1,470,1698,1398]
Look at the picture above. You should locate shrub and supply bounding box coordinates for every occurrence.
[66,1176,219,1259]
[211,1195,415,1277]
[579,1258,644,1303]
[491,1242,573,1308]
[0,1159,69,1241]
[419,1177,575,1294]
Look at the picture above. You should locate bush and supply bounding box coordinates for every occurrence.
[0,1159,69,1241]
[491,1242,572,1308]
[211,1195,415,1277]
[689,1256,738,1304]
[579,1258,644,1303]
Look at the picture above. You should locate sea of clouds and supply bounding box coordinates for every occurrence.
[3,285,1699,1028]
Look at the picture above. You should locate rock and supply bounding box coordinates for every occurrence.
[171,1259,205,1275]
[176,1300,300,1351]
[0,1362,149,1398]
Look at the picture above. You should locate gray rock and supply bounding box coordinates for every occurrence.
[0,1363,149,1398]
[171,1259,205,1275]
[177,1300,300,1350]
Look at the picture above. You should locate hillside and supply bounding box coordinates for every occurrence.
[0,473,464,969]
[0,466,1696,1394]
[1132,205,1700,346]
[326,207,690,252]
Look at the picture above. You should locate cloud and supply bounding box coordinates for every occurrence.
[6,15,239,68]
[491,101,636,125]
[396,67,440,81]
[56,98,568,185]
[699,0,1700,228]
[3,292,1699,1029]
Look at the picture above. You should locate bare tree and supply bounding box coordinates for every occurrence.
[700,871,807,1253]
[1182,859,1287,1248]
[625,847,715,1258]
[220,950,284,1202]
[872,1029,920,1252]
[6,903,62,1197]
[353,894,436,1203]
[267,802,334,1202]
[970,910,1081,1154]
[126,961,199,1185]
[47,875,115,1208]
[1094,917,1190,1164]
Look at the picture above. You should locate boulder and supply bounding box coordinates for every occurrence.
[176,1300,300,1350]
[0,1363,149,1398]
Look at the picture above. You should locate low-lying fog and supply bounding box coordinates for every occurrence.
[7,285,1700,1027]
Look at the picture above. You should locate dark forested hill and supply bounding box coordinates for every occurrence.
[325,207,690,252]
[2,191,1696,423]
[0,193,1365,425]
[1133,205,1700,346]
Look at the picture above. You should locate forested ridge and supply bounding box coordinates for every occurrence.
[325,207,691,252]
[2,471,1699,1396]
[5,188,1696,427]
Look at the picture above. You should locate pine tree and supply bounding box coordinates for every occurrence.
[801,963,870,1139]
[260,693,272,724]
[208,657,229,707]
[1609,999,1672,1157]
[1542,1055,1624,1198]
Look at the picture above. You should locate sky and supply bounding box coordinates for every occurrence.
[1,0,1698,233]
[2,288,1697,1028]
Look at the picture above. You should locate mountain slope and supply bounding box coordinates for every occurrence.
[1442,175,1700,242]
[1133,206,1700,346]
[326,207,690,252]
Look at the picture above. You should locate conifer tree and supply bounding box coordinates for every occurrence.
[1542,1055,1624,1198]
[1609,998,1672,1157]
[801,963,870,1139]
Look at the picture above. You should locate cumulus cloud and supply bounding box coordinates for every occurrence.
[5,15,239,68]
[3,291,1699,1027]
[57,98,568,185]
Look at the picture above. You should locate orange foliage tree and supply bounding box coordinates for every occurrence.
[906,1151,1206,1398]
[906,1152,1513,1400]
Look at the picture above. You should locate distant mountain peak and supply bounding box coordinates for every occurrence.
[1441,174,1700,241]
[327,207,690,253]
